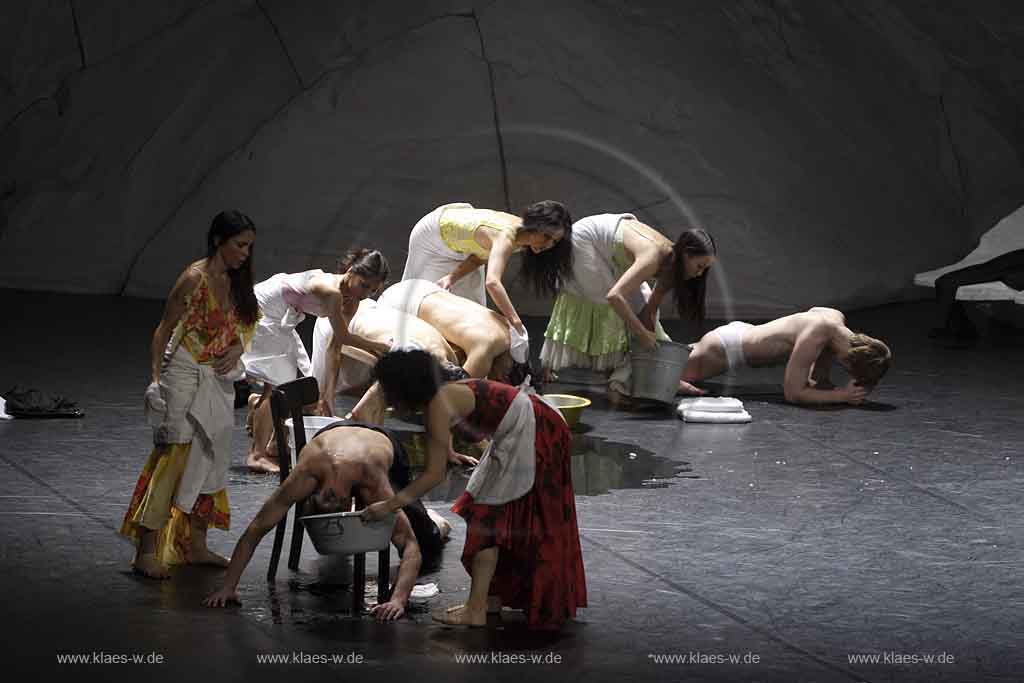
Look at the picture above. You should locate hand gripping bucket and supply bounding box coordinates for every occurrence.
[629,340,690,403]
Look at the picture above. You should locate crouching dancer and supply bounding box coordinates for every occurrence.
[203,422,450,620]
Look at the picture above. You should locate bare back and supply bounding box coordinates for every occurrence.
[301,426,396,504]
[351,301,458,364]
[743,307,847,367]
[418,290,510,356]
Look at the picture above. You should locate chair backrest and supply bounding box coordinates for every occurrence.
[269,376,320,482]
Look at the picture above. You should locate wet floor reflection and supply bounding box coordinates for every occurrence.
[399,431,696,502]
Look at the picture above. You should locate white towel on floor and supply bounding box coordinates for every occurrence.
[679,397,745,413]
[681,409,752,423]
[677,397,751,423]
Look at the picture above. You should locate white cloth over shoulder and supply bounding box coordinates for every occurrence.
[151,346,237,509]
[677,397,752,423]
[465,390,536,505]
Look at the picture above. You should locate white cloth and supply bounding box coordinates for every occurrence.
[712,321,754,371]
[243,270,319,386]
[681,410,752,423]
[401,203,485,304]
[151,346,236,509]
[0,396,11,420]
[508,323,529,364]
[465,390,537,505]
[677,397,751,423]
[377,279,444,317]
[680,397,745,412]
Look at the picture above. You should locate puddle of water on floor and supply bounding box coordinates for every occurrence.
[398,431,697,502]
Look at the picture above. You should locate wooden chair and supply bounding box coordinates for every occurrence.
[265,376,391,614]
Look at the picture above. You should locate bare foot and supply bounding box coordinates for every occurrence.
[607,385,633,409]
[677,380,706,396]
[434,604,486,627]
[190,548,230,567]
[246,453,280,474]
[132,553,170,580]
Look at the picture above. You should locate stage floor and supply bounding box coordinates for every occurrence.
[2,289,1021,682]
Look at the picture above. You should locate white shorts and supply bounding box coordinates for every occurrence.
[712,321,754,371]
[377,279,443,317]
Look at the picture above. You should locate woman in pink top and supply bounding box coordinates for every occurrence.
[243,249,391,473]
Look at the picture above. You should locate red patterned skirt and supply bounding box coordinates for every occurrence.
[452,396,587,630]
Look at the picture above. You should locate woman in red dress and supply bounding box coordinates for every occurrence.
[361,349,586,630]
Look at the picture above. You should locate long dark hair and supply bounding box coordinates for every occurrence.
[671,228,716,322]
[517,200,574,297]
[373,349,442,410]
[207,210,258,325]
[337,248,390,285]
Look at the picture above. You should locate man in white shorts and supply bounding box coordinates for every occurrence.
[680,307,892,406]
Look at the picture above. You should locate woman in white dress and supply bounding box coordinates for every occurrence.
[243,249,391,472]
[400,200,573,335]
[540,214,716,399]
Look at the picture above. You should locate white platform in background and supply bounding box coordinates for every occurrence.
[914,205,1024,305]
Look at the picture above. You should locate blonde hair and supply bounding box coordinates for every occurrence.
[847,333,892,387]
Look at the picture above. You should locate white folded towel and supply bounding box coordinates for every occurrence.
[677,397,751,423]
[680,409,752,423]
[678,397,745,413]
[410,582,440,602]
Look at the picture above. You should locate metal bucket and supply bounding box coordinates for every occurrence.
[629,340,690,403]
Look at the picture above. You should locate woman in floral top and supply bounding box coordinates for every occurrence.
[120,210,259,580]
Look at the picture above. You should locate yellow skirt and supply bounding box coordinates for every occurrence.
[120,444,230,566]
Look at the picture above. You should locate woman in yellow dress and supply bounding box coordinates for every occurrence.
[400,201,573,335]
[120,211,259,579]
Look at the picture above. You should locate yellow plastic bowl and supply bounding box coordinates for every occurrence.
[542,394,592,429]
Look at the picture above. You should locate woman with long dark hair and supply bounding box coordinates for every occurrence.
[540,213,716,398]
[243,249,391,473]
[120,210,259,579]
[361,349,586,630]
[400,200,573,335]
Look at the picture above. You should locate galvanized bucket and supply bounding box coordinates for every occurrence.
[629,340,690,403]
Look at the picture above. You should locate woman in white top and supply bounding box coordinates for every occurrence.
[401,200,573,335]
[540,214,716,398]
[243,249,391,473]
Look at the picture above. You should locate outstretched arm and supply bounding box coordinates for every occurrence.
[361,397,450,520]
[784,327,866,405]
[638,277,671,332]
[484,235,525,334]
[203,468,318,606]
[369,512,422,621]
[438,254,485,291]
[606,256,662,349]
[314,295,390,414]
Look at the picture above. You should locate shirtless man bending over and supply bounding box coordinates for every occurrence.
[680,307,892,406]
[349,279,532,422]
[203,422,450,620]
